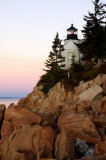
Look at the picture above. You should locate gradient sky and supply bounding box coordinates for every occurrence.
[0,0,105,97]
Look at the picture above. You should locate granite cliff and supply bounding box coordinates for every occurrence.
[0,74,106,160]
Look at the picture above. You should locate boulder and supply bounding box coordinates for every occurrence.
[93,74,106,86]
[62,100,100,116]
[17,93,32,108]
[77,100,99,115]
[73,95,79,102]
[94,140,106,156]
[75,80,92,95]
[103,80,106,95]
[100,96,106,116]
[79,85,103,101]
[58,112,101,145]
[18,86,45,112]
[1,125,55,160]
[84,148,94,157]
[74,138,89,156]
[38,82,73,115]
[1,104,43,140]
[55,128,75,160]
[74,138,94,158]
[18,82,73,116]
[75,74,106,96]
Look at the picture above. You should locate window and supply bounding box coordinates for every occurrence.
[68,52,74,60]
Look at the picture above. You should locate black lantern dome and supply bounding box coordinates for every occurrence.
[67,24,78,40]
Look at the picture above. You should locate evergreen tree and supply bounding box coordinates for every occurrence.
[44,32,65,73]
[37,33,66,93]
[79,0,106,60]
[101,25,106,58]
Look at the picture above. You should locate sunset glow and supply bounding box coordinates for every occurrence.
[0,0,105,97]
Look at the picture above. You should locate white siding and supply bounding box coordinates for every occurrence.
[61,39,80,70]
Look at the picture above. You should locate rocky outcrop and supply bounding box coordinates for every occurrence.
[0,105,6,139]
[0,74,106,160]
[94,140,106,156]
[1,104,43,140]
[55,128,75,160]
[18,74,106,117]
[103,80,106,95]
[78,85,103,101]
[18,82,74,115]
[1,125,55,160]
[75,74,106,96]
[18,86,46,112]
[58,99,106,143]
[57,112,100,145]
[100,96,106,116]
[54,98,106,159]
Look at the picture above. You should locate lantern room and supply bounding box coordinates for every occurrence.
[67,24,78,40]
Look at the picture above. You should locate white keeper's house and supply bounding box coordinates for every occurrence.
[61,24,80,70]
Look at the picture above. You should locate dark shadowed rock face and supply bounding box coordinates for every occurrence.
[0,104,6,139]
[100,96,106,116]
[55,128,75,160]
[75,155,106,160]
[74,138,94,158]
[74,138,89,156]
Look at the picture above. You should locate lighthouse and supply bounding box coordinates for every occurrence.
[61,24,80,70]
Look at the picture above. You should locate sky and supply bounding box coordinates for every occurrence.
[0,0,105,97]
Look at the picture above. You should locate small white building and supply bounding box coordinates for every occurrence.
[61,24,80,70]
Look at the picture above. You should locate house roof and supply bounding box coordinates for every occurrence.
[67,24,78,31]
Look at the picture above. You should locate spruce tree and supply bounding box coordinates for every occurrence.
[79,0,106,60]
[44,32,65,73]
[38,33,66,93]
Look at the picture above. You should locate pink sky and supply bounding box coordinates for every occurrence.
[0,53,45,96]
[1,0,105,97]
[0,59,44,96]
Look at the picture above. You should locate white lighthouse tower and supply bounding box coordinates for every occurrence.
[61,24,80,70]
